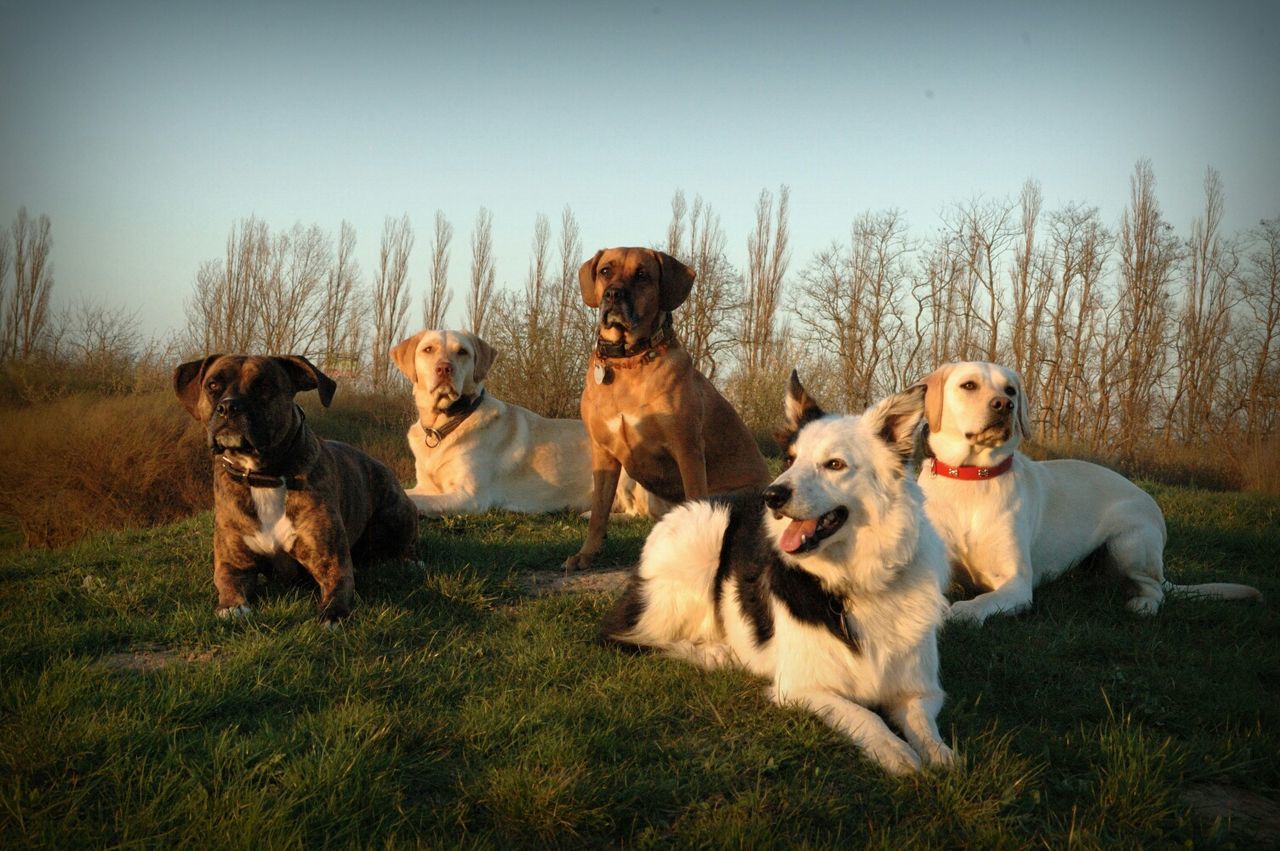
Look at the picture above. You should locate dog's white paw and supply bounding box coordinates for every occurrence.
[864,736,924,775]
[919,739,956,769]
[946,599,990,625]
[216,604,252,620]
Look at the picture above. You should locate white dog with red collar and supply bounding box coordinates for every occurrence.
[914,360,1261,624]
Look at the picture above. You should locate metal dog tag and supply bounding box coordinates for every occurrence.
[594,363,607,385]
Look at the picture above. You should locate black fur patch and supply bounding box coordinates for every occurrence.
[597,574,649,651]
[715,492,859,654]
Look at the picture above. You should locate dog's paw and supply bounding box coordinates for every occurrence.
[215,604,252,620]
[919,739,956,770]
[562,551,594,573]
[864,736,924,776]
[946,599,990,626]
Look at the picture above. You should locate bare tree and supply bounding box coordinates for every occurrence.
[741,186,791,376]
[319,221,363,376]
[1164,168,1238,445]
[4,208,55,360]
[257,223,331,354]
[1038,204,1112,444]
[423,210,453,330]
[371,214,414,390]
[486,207,592,418]
[0,229,10,356]
[664,191,741,379]
[795,210,913,409]
[1108,159,1180,458]
[1009,180,1051,390]
[1235,217,1280,440]
[467,208,497,337]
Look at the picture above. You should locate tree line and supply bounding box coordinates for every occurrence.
[2,158,1277,468]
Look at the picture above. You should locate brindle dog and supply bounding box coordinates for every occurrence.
[174,354,417,621]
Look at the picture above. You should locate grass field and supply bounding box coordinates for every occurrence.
[1,484,1277,848]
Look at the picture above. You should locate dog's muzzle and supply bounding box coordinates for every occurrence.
[600,287,638,329]
[764,484,849,555]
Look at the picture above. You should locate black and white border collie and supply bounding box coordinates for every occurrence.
[600,373,955,774]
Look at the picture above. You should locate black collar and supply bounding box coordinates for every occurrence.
[595,312,675,360]
[420,389,486,448]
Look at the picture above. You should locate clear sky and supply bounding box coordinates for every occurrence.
[2,0,1277,339]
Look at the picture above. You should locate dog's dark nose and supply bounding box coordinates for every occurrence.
[435,362,453,378]
[215,397,245,418]
[763,484,791,510]
[602,286,625,305]
[989,397,1013,412]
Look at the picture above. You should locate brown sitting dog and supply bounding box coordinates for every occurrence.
[174,354,418,621]
[564,247,771,570]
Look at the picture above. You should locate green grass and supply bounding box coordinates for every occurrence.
[1,485,1277,848]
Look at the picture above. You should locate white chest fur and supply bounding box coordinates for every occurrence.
[243,485,297,555]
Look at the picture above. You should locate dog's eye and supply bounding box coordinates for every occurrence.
[599,266,612,278]
[635,268,648,280]
[1004,386,1017,396]
[960,381,977,391]
[458,349,469,357]
[824,458,847,471]
[423,345,434,353]
[206,381,221,394]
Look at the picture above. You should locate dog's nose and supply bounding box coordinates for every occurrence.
[989,397,1013,412]
[215,397,245,418]
[434,362,453,378]
[763,484,791,510]
[602,286,625,305]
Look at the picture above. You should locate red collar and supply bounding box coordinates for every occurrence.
[930,456,1014,480]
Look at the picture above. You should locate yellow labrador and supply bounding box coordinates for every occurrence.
[392,329,660,517]
[915,361,1261,624]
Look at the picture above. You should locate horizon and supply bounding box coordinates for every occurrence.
[2,0,1278,341]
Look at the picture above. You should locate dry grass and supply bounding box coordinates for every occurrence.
[0,393,211,548]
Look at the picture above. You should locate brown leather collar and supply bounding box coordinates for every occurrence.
[929,456,1014,480]
[221,457,309,490]
[419,389,486,448]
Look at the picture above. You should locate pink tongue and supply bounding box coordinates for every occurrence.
[779,518,819,553]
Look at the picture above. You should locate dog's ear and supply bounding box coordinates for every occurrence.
[274,355,337,407]
[911,364,952,434]
[782,369,825,433]
[173,354,221,419]
[653,249,696,311]
[865,384,927,464]
[391,331,424,384]
[468,333,496,382]
[579,249,604,308]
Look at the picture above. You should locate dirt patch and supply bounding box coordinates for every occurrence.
[1182,783,1280,844]
[519,567,631,597]
[100,644,221,672]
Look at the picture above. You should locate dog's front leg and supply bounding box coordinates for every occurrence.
[564,445,622,572]
[947,534,1034,625]
[212,535,258,618]
[775,687,923,775]
[887,693,954,769]
[407,488,487,516]
[669,434,709,501]
[290,521,355,622]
